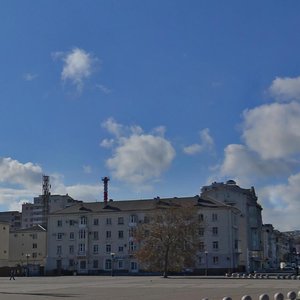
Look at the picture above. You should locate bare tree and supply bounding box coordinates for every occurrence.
[134,203,202,278]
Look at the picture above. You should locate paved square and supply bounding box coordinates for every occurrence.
[0,276,299,300]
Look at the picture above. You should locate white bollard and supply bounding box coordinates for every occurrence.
[273,292,284,300]
[259,294,269,300]
[286,291,296,300]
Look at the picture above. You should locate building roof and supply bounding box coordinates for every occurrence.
[10,224,46,233]
[51,195,238,216]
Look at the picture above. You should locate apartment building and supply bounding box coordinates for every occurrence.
[0,221,9,267]
[22,194,82,228]
[0,211,22,230]
[201,180,263,272]
[46,196,241,275]
[9,225,47,275]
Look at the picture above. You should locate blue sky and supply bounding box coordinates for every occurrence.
[1,1,300,230]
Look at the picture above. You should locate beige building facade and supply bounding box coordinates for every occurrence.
[46,196,241,275]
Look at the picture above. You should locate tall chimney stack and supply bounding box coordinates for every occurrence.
[102,176,110,205]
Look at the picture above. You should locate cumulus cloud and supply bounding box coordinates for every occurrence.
[102,118,176,184]
[269,76,300,101]
[258,173,300,230]
[54,48,98,92]
[242,102,300,160]
[0,157,42,189]
[184,128,214,155]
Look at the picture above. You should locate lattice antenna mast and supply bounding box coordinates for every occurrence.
[102,176,110,206]
[42,175,51,228]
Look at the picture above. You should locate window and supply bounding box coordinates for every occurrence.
[199,228,204,236]
[69,232,75,240]
[130,261,138,271]
[118,230,124,239]
[57,233,63,240]
[79,243,85,253]
[57,245,62,255]
[199,242,205,251]
[118,260,124,269]
[106,218,112,225]
[212,213,218,222]
[93,231,99,240]
[80,260,86,269]
[93,244,99,254]
[93,218,99,226]
[213,241,219,250]
[93,260,98,269]
[32,243,37,249]
[129,241,137,252]
[106,244,111,253]
[57,220,62,227]
[106,231,111,239]
[69,259,74,267]
[79,230,86,239]
[198,256,203,265]
[144,216,149,223]
[69,220,75,226]
[69,245,74,254]
[105,259,112,270]
[32,252,37,258]
[212,227,218,236]
[130,215,138,223]
[32,233,37,239]
[118,217,124,225]
[198,214,204,222]
[213,256,219,264]
[129,228,136,237]
[118,246,124,253]
[80,216,87,225]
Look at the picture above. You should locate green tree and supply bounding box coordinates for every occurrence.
[134,204,202,278]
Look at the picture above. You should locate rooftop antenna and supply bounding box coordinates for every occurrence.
[42,175,51,228]
[102,176,110,206]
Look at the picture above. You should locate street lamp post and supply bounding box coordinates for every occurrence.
[25,254,30,277]
[110,252,115,277]
[205,251,208,276]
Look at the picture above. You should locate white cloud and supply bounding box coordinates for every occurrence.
[54,48,98,92]
[242,101,300,160]
[0,157,42,189]
[102,118,176,184]
[269,76,300,101]
[23,73,38,81]
[83,165,92,174]
[184,128,214,155]
[258,173,300,230]
[96,84,111,94]
[100,138,115,148]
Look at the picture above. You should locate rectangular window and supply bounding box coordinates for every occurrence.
[118,260,124,269]
[105,259,111,270]
[198,256,202,265]
[118,230,124,239]
[57,233,63,240]
[118,246,124,253]
[199,242,205,251]
[130,261,138,271]
[93,218,99,226]
[106,218,112,225]
[213,241,219,250]
[130,215,138,223]
[69,245,74,254]
[32,252,37,258]
[213,256,219,264]
[79,243,85,253]
[118,217,124,225]
[93,244,99,254]
[106,231,111,239]
[129,241,137,251]
[212,227,218,236]
[199,228,204,236]
[57,220,62,227]
[93,260,98,269]
[32,243,37,249]
[79,230,86,239]
[32,233,37,239]
[80,260,86,269]
[93,231,99,240]
[80,216,87,225]
[69,220,75,226]
[198,214,204,222]
[106,244,111,253]
[69,259,74,267]
[57,245,62,255]
[212,213,218,222]
[69,232,75,240]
